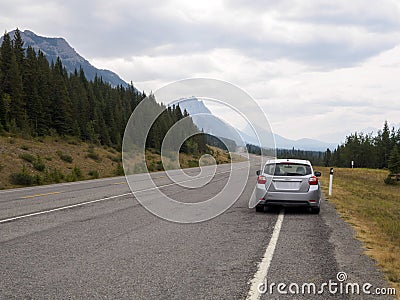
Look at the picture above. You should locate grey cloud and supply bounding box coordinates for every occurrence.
[3,0,400,74]
[226,0,400,33]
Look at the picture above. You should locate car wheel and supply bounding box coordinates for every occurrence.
[255,205,265,212]
[310,207,320,214]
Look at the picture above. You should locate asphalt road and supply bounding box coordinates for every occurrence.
[0,159,395,299]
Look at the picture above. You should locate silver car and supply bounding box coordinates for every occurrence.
[255,159,322,214]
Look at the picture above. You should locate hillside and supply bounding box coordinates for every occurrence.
[0,30,210,155]
[0,135,237,190]
[0,29,128,87]
[0,135,122,189]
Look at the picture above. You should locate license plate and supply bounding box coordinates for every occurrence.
[274,181,301,190]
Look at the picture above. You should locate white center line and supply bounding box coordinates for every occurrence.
[246,209,285,300]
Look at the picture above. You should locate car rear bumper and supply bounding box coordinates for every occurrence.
[257,189,321,207]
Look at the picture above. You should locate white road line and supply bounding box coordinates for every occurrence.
[0,161,255,195]
[0,163,254,224]
[0,176,126,194]
[246,209,285,300]
[0,193,132,224]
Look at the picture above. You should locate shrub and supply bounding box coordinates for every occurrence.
[10,166,36,186]
[146,160,164,172]
[33,156,45,172]
[72,166,83,180]
[67,167,84,182]
[19,153,35,163]
[86,145,101,162]
[114,163,125,176]
[107,155,121,162]
[187,160,198,168]
[66,137,79,145]
[20,144,29,150]
[56,150,73,163]
[45,168,64,183]
[34,174,43,185]
[88,170,99,179]
[86,151,101,161]
[384,175,398,185]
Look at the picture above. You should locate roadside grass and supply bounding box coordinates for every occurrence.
[318,166,400,295]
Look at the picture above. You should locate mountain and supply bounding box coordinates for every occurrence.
[1,29,128,87]
[177,97,246,147]
[273,134,336,152]
[179,98,336,151]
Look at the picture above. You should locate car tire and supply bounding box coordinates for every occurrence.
[255,205,265,213]
[310,207,320,214]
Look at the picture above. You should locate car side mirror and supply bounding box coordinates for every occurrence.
[314,171,321,177]
[256,170,261,175]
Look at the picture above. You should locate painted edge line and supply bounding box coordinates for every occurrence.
[0,176,126,195]
[0,162,256,224]
[0,168,241,223]
[0,193,132,224]
[246,209,285,300]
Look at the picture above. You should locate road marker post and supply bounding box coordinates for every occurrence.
[329,167,334,196]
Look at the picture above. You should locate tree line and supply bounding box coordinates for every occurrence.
[326,121,400,174]
[277,148,325,166]
[246,120,400,175]
[245,144,325,166]
[0,29,208,154]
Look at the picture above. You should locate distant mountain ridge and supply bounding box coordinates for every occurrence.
[178,98,336,151]
[177,97,246,147]
[1,29,128,87]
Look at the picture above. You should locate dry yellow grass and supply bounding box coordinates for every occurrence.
[318,166,400,296]
[142,145,244,172]
[0,135,122,189]
[0,135,245,189]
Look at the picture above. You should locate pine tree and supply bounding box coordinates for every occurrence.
[0,32,12,93]
[23,46,43,134]
[388,146,400,174]
[36,50,52,133]
[324,148,331,167]
[13,28,25,68]
[376,121,391,168]
[0,93,10,130]
[0,29,205,153]
[8,51,26,130]
[50,57,72,135]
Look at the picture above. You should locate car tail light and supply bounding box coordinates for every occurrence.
[309,176,318,185]
[257,175,267,184]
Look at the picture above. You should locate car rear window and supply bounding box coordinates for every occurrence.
[264,163,312,176]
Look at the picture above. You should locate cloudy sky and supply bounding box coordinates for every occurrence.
[1,0,400,143]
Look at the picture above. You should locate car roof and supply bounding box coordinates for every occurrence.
[265,158,312,165]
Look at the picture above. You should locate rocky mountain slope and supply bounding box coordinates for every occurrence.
[1,29,128,87]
